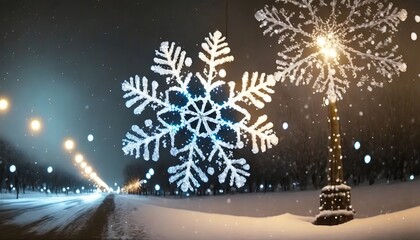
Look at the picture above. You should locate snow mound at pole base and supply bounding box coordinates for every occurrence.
[315,184,355,225]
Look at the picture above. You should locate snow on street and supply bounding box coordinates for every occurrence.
[0,193,108,239]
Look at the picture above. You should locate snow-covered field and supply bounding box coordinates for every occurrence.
[112,179,420,239]
[1,179,420,239]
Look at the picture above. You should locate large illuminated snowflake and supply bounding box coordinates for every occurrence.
[122,31,278,192]
[255,0,407,101]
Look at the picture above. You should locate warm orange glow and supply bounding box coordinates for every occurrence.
[0,98,9,111]
[64,139,75,151]
[123,179,141,194]
[29,118,43,134]
[75,153,84,163]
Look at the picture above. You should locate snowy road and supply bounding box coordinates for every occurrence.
[0,193,112,239]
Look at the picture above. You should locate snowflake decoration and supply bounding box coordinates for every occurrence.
[122,31,278,192]
[255,0,407,101]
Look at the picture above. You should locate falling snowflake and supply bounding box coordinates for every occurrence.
[255,0,407,101]
[121,31,278,192]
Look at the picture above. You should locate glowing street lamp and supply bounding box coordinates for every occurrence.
[64,139,75,151]
[85,166,92,174]
[0,98,9,112]
[29,118,42,134]
[75,154,84,163]
[80,162,87,169]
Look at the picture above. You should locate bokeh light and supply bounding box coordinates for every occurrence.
[0,98,9,112]
[64,139,75,151]
[29,118,42,133]
[75,154,84,163]
[354,141,361,150]
[364,155,371,164]
[87,134,94,142]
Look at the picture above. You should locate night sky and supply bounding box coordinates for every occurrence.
[1,0,419,186]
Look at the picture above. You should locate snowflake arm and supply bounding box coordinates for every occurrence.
[255,5,311,39]
[212,140,250,188]
[229,72,276,109]
[122,75,167,115]
[222,72,276,124]
[151,41,193,89]
[349,5,407,32]
[274,52,320,84]
[122,125,170,161]
[235,115,278,154]
[197,31,234,89]
[345,45,406,77]
[219,157,250,188]
[168,139,208,192]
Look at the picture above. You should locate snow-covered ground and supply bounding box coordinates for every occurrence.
[111,179,420,239]
[1,179,420,239]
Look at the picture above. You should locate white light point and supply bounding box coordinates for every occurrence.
[411,32,417,41]
[75,154,84,163]
[317,35,338,59]
[410,175,415,181]
[364,155,371,164]
[87,134,94,142]
[9,165,16,173]
[146,173,151,179]
[219,69,227,78]
[282,122,289,130]
[317,36,326,47]
[47,166,53,173]
[148,168,155,176]
[155,184,160,191]
[354,141,361,150]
